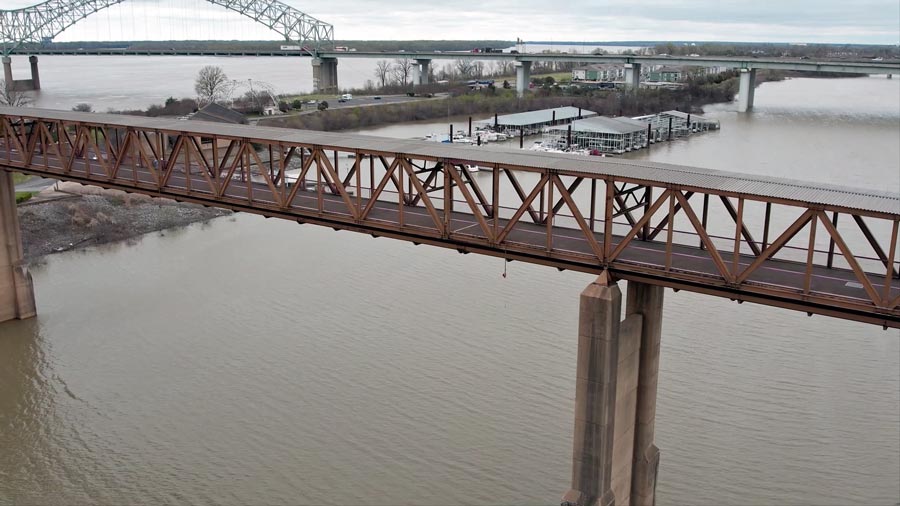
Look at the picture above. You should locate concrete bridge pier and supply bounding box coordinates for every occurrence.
[29,56,41,90]
[562,273,664,506]
[624,63,642,90]
[2,57,12,89]
[738,68,757,112]
[413,59,431,86]
[2,56,41,92]
[515,61,532,98]
[626,281,664,506]
[0,171,36,323]
[312,57,339,94]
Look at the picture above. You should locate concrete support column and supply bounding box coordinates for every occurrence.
[563,272,644,506]
[624,63,641,90]
[515,61,531,98]
[626,281,664,506]
[2,57,13,91]
[28,56,40,91]
[0,171,36,323]
[312,57,339,94]
[737,68,756,112]
[415,59,431,85]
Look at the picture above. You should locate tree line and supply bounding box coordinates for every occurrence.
[260,70,783,132]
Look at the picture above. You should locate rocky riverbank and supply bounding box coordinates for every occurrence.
[18,183,231,260]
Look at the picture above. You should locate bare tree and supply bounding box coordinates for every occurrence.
[392,58,414,86]
[473,61,485,79]
[0,81,32,107]
[374,60,391,88]
[454,59,475,79]
[496,61,513,77]
[194,65,230,106]
[72,103,93,112]
[236,79,276,115]
[438,62,454,81]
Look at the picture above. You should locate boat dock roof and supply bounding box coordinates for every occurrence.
[478,106,598,127]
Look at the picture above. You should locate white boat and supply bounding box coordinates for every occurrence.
[463,164,480,173]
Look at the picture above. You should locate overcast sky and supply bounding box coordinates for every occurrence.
[6,0,900,45]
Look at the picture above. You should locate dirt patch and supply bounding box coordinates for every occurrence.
[18,183,232,260]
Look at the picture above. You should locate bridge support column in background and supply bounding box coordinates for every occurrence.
[562,273,646,506]
[312,57,339,94]
[738,68,756,112]
[2,56,40,92]
[414,59,431,86]
[28,56,40,91]
[515,61,531,98]
[624,63,642,90]
[2,57,13,90]
[0,171,36,323]
[626,281,664,506]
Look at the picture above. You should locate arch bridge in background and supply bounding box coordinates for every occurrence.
[0,0,334,56]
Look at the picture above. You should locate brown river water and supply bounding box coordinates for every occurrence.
[1,71,899,505]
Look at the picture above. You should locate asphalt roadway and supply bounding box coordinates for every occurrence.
[295,93,446,114]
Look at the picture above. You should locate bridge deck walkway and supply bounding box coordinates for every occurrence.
[10,152,897,320]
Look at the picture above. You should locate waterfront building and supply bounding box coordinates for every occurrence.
[543,116,648,154]
[632,110,720,140]
[481,106,598,136]
[571,63,625,82]
[648,66,684,82]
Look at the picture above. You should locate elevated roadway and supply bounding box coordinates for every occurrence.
[11,48,900,74]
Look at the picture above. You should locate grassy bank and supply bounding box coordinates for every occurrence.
[12,172,32,184]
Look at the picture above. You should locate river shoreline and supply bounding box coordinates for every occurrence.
[19,183,231,260]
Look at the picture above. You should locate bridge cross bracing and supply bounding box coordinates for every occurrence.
[1,106,898,327]
[0,0,334,55]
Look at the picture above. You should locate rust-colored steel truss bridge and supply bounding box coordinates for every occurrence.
[2,107,898,328]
